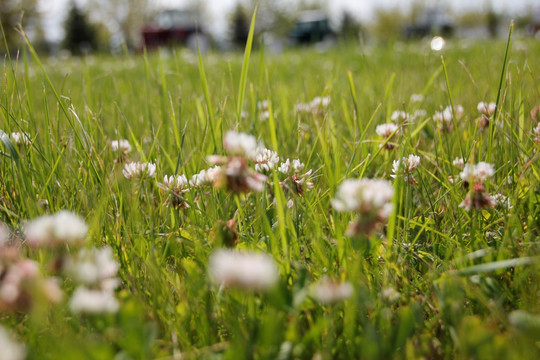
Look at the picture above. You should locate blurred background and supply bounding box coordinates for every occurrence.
[1,0,540,55]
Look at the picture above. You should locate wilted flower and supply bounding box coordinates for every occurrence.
[0,326,26,360]
[69,286,119,314]
[208,249,279,291]
[332,178,394,236]
[459,183,495,211]
[376,123,400,149]
[223,131,259,158]
[122,161,156,179]
[254,148,279,173]
[391,154,420,184]
[110,139,132,155]
[313,278,353,304]
[459,162,495,184]
[24,211,88,248]
[10,132,31,146]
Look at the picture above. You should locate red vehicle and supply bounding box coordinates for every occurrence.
[142,10,208,51]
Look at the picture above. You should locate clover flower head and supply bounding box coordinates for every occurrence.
[69,286,119,314]
[0,325,26,360]
[453,157,465,169]
[25,211,88,248]
[313,278,353,304]
[208,249,279,291]
[163,174,189,191]
[459,162,495,184]
[410,93,424,103]
[477,101,496,116]
[122,161,156,179]
[10,132,31,146]
[254,148,280,173]
[110,139,132,155]
[223,130,260,158]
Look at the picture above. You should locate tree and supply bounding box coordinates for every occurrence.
[0,0,39,53]
[62,2,97,55]
[340,11,362,42]
[229,3,249,47]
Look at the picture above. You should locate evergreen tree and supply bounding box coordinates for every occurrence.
[62,2,97,55]
[229,3,249,47]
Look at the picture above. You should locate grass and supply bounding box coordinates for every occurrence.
[1,29,540,359]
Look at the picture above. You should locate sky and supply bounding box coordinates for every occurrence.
[38,0,538,42]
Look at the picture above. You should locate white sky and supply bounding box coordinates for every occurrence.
[38,0,537,42]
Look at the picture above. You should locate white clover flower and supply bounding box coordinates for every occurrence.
[313,278,353,304]
[534,123,540,135]
[332,179,394,234]
[390,110,410,122]
[292,159,305,173]
[223,131,260,158]
[10,132,31,146]
[413,109,427,119]
[163,174,189,191]
[110,139,132,155]
[278,159,291,174]
[65,246,119,287]
[122,161,156,179]
[410,93,424,103]
[380,287,400,303]
[189,166,221,187]
[0,325,26,360]
[0,259,40,307]
[491,193,512,209]
[254,148,280,173]
[69,286,119,314]
[310,96,330,109]
[477,101,496,116]
[453,157,465,169]
[208,249,279,291]
[24,211,88,247]
[257,100,269,111]
[295,103,311,113]
[391,154,420,182]
[376,123,399,138]
[459,162,495,184]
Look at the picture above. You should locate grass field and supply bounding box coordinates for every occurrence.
[1,23,540,359]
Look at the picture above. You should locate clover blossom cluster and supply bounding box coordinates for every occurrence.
[208,249,279,291]
[296,96,331,115]
[376,123,400,150]
[312,278,353,304]
[432,105,464,133]
[277,158,314,197]
[476,101,496,128]
[332,178,395,236]
[391,154,421,184]
[0,325,26,360]
[10,132,31,147]
[24,210,89,248]
[122,161,157,179]
[533,123,540,144]
[458,162,496,211]
[66,246,120,314]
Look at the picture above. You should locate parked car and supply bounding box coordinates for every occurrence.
[404,8,454,39]
[288,11,335,45]
[142,10,209,51]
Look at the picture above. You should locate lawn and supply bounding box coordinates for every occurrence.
[1,24,540,359]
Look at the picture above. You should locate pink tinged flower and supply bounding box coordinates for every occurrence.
[459,183,495,211]
[208,249,279,291]
[0,223,9,247]
[391,155,420,183]
[313,278,353,304]
[122,161,156,179]
[24,211,88,248]
[0,325,26,360]
[69,286,119,314]
[110,139,132,155]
